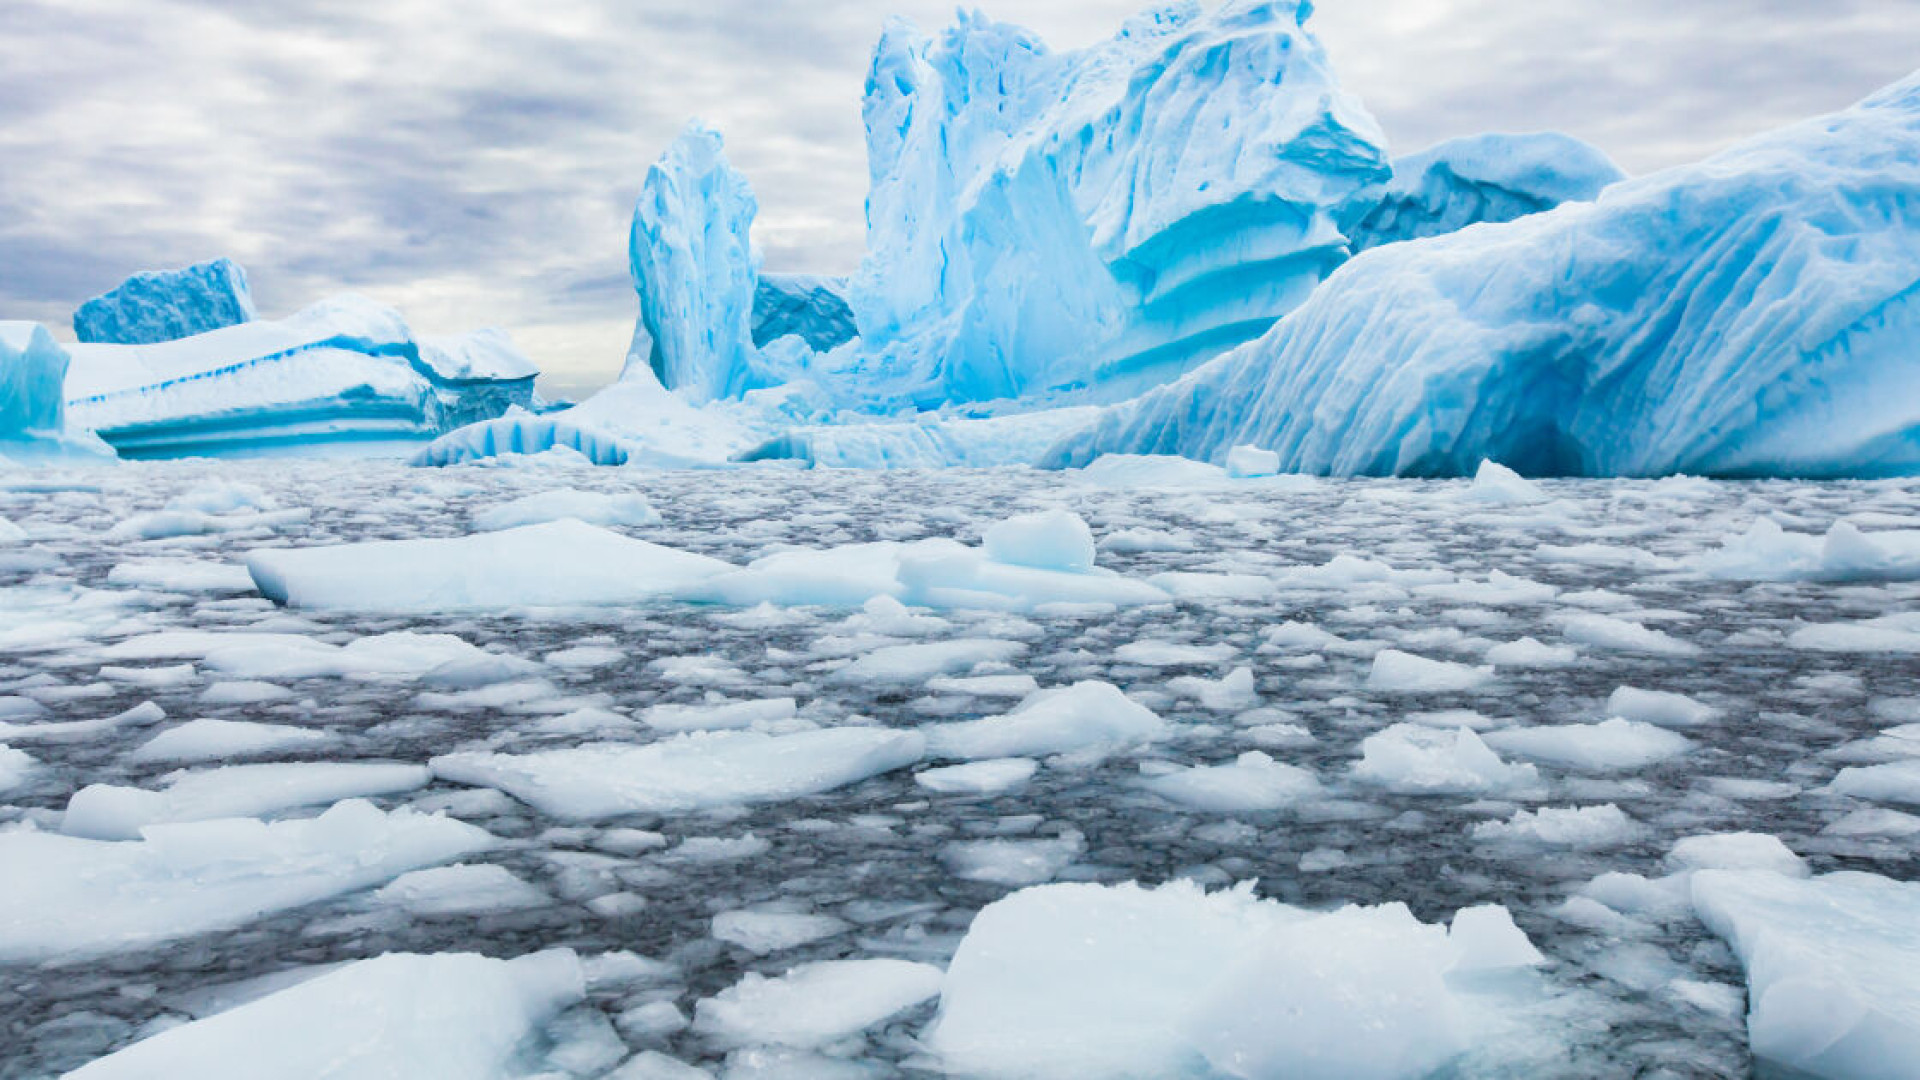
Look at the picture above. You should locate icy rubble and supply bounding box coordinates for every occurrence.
[1045,72,1920,477]
[72,258,257,346]
[1343,133,1623,254]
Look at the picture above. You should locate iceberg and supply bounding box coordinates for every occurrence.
[1343,133,1624,253]
[629,123,763,403]
[753,273,856,352]
[1044,71,1920,478]
[842,0,1389,408]
[72,257,257,346]
[0,322,115,460]
[64,294,538,459]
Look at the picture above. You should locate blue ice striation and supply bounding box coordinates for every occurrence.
[833,0,1388,409]
[1343,132,1624,253]
[629,124,763,404]
[73,258,257,346]
[1043,71,1920,478]
[64,295,539,459]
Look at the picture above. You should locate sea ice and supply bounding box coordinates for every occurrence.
[1484,718,1693,772]
[62,761,433,840]
[693,958,943,1049]
[925,681,1166,760]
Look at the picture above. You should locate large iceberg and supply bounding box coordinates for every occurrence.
[72,258,257,346]
[839,0,1389,408]
[65,294,538,458]
[1343,132,1624,253]
[629,123,763,403]
[0,322,115,461]
[1045,71,1920,477]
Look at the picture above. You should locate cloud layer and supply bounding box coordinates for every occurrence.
[3,0,1915,397]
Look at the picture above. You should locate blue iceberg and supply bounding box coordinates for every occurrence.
[1043,71,1920,478]
[65,295,538,459]
[628,123,763,404]
[73,258,257,346]
[1343,132,1624,253]
[840,0,1388,408]
[0,323,115,461]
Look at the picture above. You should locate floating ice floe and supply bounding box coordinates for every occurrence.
[0,799,492,963]
[129,718,333,764]
[1353,723,1541,796]
[1691,869,1920,1080]
[925,681,1166,761]
[926,880,1552,1079]
[1484,719,1693,773]
[104,629,518,681]
[1693,518,1920,582]
[693,958,943,1049]
[711,909,851,955]
[1141,751,1323,812]
[915,758,1038,796]
[65,949,584,1080]
[1366,650,1495,693]
[429,726,927,820]
[1472,804,1643,849]
[62,761,432,840]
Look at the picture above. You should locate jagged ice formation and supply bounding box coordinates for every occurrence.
[73,258,257,346]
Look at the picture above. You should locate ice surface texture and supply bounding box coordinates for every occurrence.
[72,258,257,346]
[1046,72,1920,477]
[629,123,763,403]
[752,274,856,352]
[64,294,539,458]
[1343,133,1624,253]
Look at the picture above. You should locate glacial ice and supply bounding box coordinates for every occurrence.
[64,294,538,459]
[629,123,763,403]
[752,274,857,353]
[61,761,432,840]
[1484,718,1693,773]
[927,879,1555,1079]
[843,0,1388,408]
[72,258,257,346]
[1342,133,1623,254]
[1045,72,1920,477]
[0,322,114,460]
[693,958,943,1049]
[924,681,1167,760]
[65,949,584,1080]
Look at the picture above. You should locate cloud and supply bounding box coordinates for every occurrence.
[1,0,1914,395]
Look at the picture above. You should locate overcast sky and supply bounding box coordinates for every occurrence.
[4,0,1916,398]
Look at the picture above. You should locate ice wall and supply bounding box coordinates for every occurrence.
[1044,70,1920,478]
[0,322,115,460]
[73,258,257,346]
[629,123,763,404]
[846,0,1389,408]
[1344,132,1625,253]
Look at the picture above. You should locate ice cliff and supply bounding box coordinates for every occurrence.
[0,323,115,461]
[73,258,257,346]
[1043,71,1920,478]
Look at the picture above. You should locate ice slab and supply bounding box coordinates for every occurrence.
[65,949,583,1080]
[694,958,942,1049]
[0,800,492,963]
[925,681,1166,761]
[72,258,256,346]
[430,727,927,820]
[63,761,433,840]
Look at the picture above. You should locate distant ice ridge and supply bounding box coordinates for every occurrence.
[1343,133,1624,253]
[64,293,539,459]
[72,258,256,346]
[839,0,1388,408]
[0,322,116,461]
[1045,70,1920,477]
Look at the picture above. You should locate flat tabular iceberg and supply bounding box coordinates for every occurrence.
[1045,72,1920,477]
